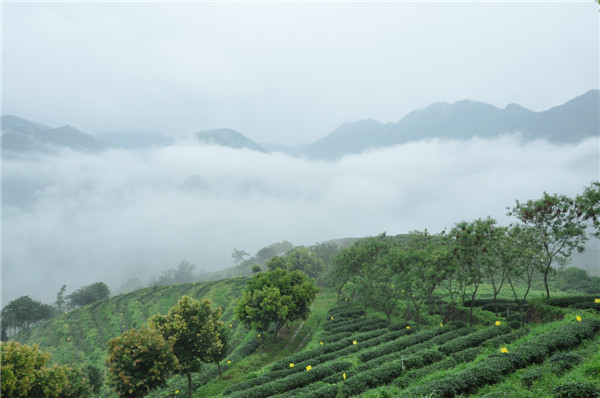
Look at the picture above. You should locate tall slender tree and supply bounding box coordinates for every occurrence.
[508,192,589,299]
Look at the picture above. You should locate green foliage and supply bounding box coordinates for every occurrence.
[549,352,583,375]
[227,360,352,398]
[55,284,67,313]
[576,181,600,239]
[1,296,57,339]
[106,327,178,398]
[554,382,600,398]
[148,295,224,396]
[508,191,590,299]
[1,340,91,398]
[154,261,197,286]
[251,264,262,273]
[554,268,600,294]
[234,268,318,338]
[437,325,511,355]
[67,282,110,309]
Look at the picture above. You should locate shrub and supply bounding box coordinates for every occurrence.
[393,357,457,388]
[322,331,352,343]
[452,347,482,363]
[547,296,598,308]
[269,328,389,372]
[553,382,600,398]
[227,360,352,398]
[549,352,582,375]
[359,323,460,362]
[520,366,544,388]
[437,325,511,355]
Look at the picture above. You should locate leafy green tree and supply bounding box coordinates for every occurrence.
[577,181,600,238]
[235,268,318,339]
[266,255,286,271]
[155,261,197,285]
[330,234,391,315]
[284,247,325,279]
[1,296,56,339]
[554,267,600,295]
[67,282,110,309]
[231,249,250,265]
[483,226,512,315]
[59,365,93,398]
[505,225,545,325]
[1,340,91,398]
[256,241,293,263]
[508,192,589,299]
[55,284,67,313]
[83,364,104,394]
[450,217,499,326]
[251,264,262,273]
[106,328,178,398]
[400,231,451,327]
[213,324,230,377]
[148,296,224,398]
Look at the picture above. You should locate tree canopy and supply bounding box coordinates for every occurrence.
[106,327,178,398]
[148,296,224,398]
[1,296,56,340]
[1,340,92,398]
[235,268,318,338]
[67,282,110,309]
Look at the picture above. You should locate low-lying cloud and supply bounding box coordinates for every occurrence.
[2,135,598,304]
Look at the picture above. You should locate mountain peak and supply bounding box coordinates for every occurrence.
[196,128,266,152]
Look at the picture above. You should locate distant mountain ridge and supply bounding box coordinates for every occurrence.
[195,128,266,152]
[1,115,109,154]
[300,89,599,159]
[3,90,598,159]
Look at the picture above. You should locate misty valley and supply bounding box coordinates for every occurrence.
[2,91,599,398]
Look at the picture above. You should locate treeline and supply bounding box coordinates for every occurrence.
[327,182,599,327]
[1,282,110,340]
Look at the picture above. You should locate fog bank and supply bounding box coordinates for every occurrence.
[2,135,598,304]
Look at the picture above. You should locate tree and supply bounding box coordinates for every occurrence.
[576,181,600,238]
[1,340,92,398]
[267,247,325,279]
[1,296,56,339]
[251,264,262,273]
[106,328,178,398]
[67,282,110,309]
[266,255,286,271]
[330,234,390,314]
[400,231,451,327]
[235,268,318,339]
[155,261,197,285]
[483,226,512,316]
[505,225,545,325]
[231,249,250,265]
[213,324,230,377]
[148,296,224,398]
[55,284,67,313]
[284,247,325,279]
[450,218,499,326]
[508,192,589,299]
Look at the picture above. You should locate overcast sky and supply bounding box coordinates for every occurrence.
[2,1,598,145]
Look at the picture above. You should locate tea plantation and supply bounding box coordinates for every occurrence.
[10,278,600,398]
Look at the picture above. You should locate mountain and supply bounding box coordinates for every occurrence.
[96,131,174,149]
[1,115,109,155]
[196,128,266,152]
[301,89,599,160]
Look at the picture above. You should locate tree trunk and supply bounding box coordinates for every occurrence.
[217,361,222,377]
[544,266,551,299]
[187,373,192,398]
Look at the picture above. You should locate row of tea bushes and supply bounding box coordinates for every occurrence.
[403,319,600,398]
